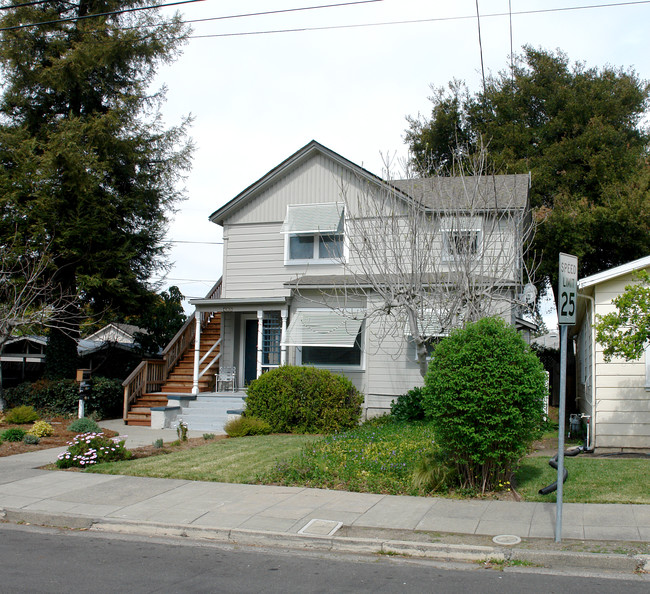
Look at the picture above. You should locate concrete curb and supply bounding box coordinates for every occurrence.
[2,507,648,574]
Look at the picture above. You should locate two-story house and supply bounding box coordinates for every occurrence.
[123,140,532,427]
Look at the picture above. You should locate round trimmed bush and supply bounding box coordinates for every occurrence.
[67,417,101,434]
[5,405,39,424]
[1,428,27,442]
[422,317,546,493]
[29,420,54,437]
[390,387,425,422]
[245,366,364,434]
[224,416,272,437]
[23,433,40,445]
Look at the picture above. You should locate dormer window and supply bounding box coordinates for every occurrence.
[282,203,345,264]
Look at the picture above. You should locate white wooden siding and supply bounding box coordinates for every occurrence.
[591,271,650,450]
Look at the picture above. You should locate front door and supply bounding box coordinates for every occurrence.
[244,318,258,385]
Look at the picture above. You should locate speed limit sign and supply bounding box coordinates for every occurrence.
[558,253,578,325]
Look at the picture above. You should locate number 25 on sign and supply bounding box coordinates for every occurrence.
[558,253,578,325]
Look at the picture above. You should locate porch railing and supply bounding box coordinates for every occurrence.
[123,277,223,418]
[162,277,223,377]
[122,359,165,419]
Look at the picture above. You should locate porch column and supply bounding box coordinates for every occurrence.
[280,309,288,365]
[256,310,264,378]
[192,313,202,395]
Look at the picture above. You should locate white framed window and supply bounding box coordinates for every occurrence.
[441,216,483,262]
[283,309,364,369]
[282,203,345,265]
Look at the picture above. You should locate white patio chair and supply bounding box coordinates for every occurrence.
[216,366,237,392]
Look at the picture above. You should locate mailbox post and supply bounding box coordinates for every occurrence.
[76,369,92,419]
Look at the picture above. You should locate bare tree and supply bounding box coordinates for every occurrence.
[293,148,537,377]
[0,237,78,399]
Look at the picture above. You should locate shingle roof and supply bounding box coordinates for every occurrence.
[391,173,530,211]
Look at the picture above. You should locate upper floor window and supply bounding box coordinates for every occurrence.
[441,216,483,261]
[282,203,345,265]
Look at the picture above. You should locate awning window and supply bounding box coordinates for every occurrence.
[281,203,344,234]
[283,310,362,347]
[404,309,464,337]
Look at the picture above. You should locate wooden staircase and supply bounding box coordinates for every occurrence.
[124,393,168,427]
[123,279,224,427]
[160,314,221,394]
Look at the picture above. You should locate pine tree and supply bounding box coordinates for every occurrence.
[0,0,193,377]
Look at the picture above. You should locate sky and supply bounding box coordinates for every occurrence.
[151,0,650,319]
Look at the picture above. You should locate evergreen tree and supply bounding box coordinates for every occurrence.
[133,285,187,355]
[406,46,650,287]
[0,0,193,377]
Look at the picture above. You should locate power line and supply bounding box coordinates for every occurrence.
[0,0,383,33]
[165,240,223,245]
[188,1,650,40]
[0,1,52,10]
[0,0,207,32]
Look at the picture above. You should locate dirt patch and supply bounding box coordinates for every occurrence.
[0,416,118,457]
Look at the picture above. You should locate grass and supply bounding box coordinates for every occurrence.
[88,434,318,483]
[514,456,650,504]
[252,419,435,495]
[84,418,649,504]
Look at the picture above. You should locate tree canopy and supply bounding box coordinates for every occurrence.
[0,0,193,376]
[405,46,650,288]
[133,286,187,355]
[594,270,650,361]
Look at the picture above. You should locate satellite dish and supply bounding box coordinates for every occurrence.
[522,283,537,305]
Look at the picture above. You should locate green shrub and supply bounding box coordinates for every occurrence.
[23,433,40,445]
[3,377,123,419]
[1,428,27,442]
[224,416,272,437]
[56,432,131,468]
[203,433,216,440]
[5,405,39,424]
[28,420,54,437]
[153,438,164,448]
[67,417,101,433]
[422,317,546,494]
[84,376,123,419]
[390,387,426,422]
[245,366,363,434]
[4,379,78,415]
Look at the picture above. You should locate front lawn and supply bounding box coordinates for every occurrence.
[88,434,317,483]
[259,420,436,495]
[85,419,649,504]
[514,456,650,504]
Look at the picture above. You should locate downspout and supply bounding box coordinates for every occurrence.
[579,292,596,451]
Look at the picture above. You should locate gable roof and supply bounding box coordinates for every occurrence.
[209,140,399,226]
[208,140,530,226]
[578,254,650,290]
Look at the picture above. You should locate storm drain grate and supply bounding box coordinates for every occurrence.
[298,519,343,537]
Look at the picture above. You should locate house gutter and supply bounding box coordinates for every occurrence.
[578,291,597,451]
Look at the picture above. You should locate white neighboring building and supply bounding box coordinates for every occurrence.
[574,255,650,452]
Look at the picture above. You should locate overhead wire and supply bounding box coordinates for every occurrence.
[0,1,649,37]
[0,0,383,33]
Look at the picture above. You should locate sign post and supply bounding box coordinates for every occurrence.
[556,253,578,543]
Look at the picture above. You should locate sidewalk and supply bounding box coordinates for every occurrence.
[1,421,649,574]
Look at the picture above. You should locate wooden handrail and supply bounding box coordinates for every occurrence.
[123,277,223,419]
[122,359,165,419]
